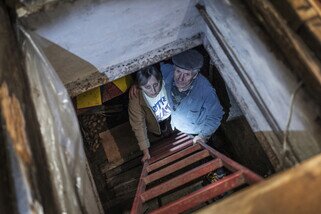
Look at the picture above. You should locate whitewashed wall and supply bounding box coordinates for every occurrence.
[202,0,321,169]
[24,0,204,96]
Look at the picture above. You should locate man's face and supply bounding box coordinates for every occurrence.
[141,75,161,98]
[174,66,197,91]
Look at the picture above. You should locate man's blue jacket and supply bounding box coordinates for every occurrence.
[161,63,224,138]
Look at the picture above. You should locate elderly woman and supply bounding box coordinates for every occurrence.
[128,66,172,162]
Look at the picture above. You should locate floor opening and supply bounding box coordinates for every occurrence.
[76,45,274,213]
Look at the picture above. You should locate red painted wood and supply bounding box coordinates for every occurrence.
[150,171,245,214]
[150,132,187,153]
[141,159,223,202]
[147,144,202,173]
[148,139,193,164]
[144,149,210,184]
[199,142,263,183]
[150,135,191,156]
[131,134,263,214]
[130,162,148,214]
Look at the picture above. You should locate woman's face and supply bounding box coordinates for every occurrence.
[141,75,161,98]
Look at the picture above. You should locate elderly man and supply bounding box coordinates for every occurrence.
[161,49,224,144]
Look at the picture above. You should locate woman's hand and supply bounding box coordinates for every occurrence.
[142,149,151,162]
[129,84,140,99]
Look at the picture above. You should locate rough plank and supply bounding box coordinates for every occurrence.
[102,156,142,177]
[99,122,140,169]
[105,165,142,189]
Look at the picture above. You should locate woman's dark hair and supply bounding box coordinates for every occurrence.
[136,65,163,87]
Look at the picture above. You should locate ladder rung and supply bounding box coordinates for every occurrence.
[131,133,263,214]
[141,158,223,202]
[148,139,193,164]
[144,149,210,184]
[200,143,262,183]
[150,135,191,156]
[150,171,245,214]
[150,133,188,152]
[147,144,202,173]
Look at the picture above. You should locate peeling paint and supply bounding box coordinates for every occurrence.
[66,34,202,97]
[0,82,31,165]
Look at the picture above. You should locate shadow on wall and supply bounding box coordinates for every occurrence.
[215,116,275,177]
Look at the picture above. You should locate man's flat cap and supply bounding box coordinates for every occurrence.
[172,49,204,71]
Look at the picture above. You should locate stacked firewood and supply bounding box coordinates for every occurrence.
[79,112,107,152]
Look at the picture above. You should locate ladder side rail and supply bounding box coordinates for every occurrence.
[150,171,245,214]
[130,162,148,214]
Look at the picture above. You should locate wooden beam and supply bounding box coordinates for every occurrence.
[0,2,59,213]
[243,0,321,104]
[196,153,321,214]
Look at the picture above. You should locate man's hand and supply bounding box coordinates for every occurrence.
[193,135,206,144]
[141,149,151,162]
[129,84,140,99]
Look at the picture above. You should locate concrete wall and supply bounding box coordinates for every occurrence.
[23,0,204,96]
[202,0,321,170]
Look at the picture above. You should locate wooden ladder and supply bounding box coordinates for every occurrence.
[131,132,263,214]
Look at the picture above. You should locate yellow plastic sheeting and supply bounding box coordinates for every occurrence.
[113,75,133,93]
[76,87,102,109]
[76,75,133,109]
